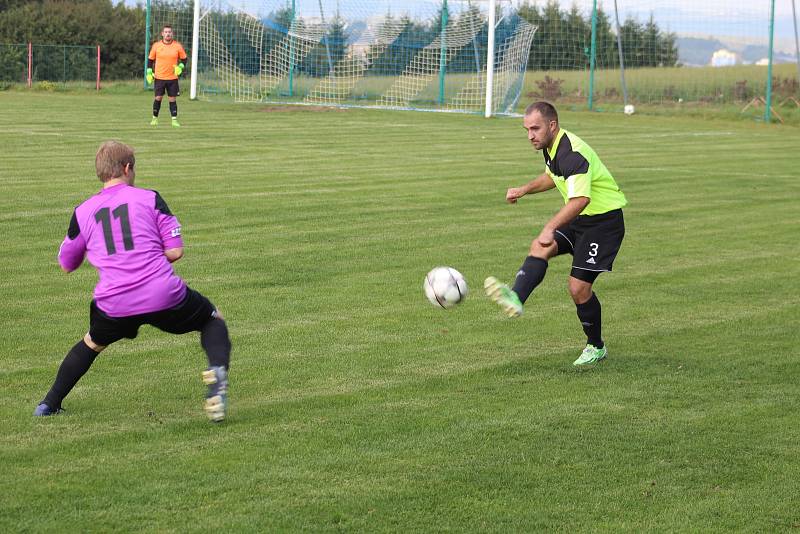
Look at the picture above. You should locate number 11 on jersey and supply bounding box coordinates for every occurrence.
[95,204,134,255]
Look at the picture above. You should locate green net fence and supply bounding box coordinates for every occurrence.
[519,0,800,121]
[146,0,800,120]
[0,43,99,87]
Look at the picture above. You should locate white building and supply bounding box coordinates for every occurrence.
[710,49,739,67]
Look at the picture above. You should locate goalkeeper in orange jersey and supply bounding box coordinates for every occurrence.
[147,25,187,127]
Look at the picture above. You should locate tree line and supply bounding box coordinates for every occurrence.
[0,0,144,80]
[519,1,678,69]
[0,0,678,81]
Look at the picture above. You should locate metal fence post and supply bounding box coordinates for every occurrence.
[27,42,32,87]
[588,0,598,110]
[792,0,800,86]
[765,0,776,122]
[288,0,296,96]
[438,0,449,105]
[144,0,151,88]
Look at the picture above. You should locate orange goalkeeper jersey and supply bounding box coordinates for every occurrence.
[148,40,187,81]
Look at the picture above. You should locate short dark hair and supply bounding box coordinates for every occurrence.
[525,101,558,123]
[162,24,173,30]
[95,141,135,182]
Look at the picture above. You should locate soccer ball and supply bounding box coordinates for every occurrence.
[423,267,468,309]
[624,104,635,115]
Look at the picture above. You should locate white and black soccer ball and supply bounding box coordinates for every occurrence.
[423,267,468,309]
[624,104,635,115]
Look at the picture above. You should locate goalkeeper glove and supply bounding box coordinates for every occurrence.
[174,62,185,76]
[146,68,154,84]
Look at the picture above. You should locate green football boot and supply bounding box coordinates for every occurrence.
[484,276,523,317]
[171,118,181,128]
[573,344,607,366]
[150,116,159,126]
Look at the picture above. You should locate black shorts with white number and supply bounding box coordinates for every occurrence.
[88,287,217,346]
[553,209,625,283]
[154,78,179,97]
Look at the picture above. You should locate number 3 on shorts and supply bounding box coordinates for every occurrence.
[589,242,599,257]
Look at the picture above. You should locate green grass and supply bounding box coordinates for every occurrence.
[4,61,799,123]
[1,92,799,532]
[523,63,800,123]
[195,62,800,123]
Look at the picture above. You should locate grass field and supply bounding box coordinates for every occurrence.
[1,91,799,531]
[195,62,800,124]
[7,62,799,125]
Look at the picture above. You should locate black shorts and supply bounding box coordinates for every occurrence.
[554,209,625,283]
[89,288,217,346]
[154,78,179,97]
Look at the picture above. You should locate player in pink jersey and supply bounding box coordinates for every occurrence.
[34,141,231,422]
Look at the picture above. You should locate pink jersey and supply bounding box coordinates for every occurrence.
[58,183,187,317]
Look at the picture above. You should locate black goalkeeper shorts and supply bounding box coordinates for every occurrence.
[88,287,217,346]
[154,78,179,97]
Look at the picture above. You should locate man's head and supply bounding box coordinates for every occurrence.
[161,25,174,43]
[95,141,135,184]
[523,101,559,151]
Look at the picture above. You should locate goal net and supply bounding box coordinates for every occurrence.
[147,0,536,115]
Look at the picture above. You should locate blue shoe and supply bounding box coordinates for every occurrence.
[202,366,228,422]
[33,402,64,416]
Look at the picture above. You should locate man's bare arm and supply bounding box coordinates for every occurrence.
[506,173,556,203]
[536,197,591,247]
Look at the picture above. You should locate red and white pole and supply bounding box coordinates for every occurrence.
[27,42,32,87]
[96,45,101,90]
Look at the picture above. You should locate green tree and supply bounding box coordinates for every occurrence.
[593,7,617,68]
[446,4,485,74]
[0,0,145,79]
[370,15,430,76]
[302,14,350,76]
[0,0,35,13]
[517,0,677,71]
[620,16,644,67]
[658,29,678,67]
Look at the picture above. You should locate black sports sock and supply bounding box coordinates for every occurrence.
[201,319,231,369]
[169,101,178,118]
[576,293,603,348]
[43,340,99,409]
[153,99,162,117]
[511,256,548,304]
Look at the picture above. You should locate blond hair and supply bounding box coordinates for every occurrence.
[95,141,135,182]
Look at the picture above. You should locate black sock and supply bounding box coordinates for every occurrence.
[576,293,603,348]
[201,319,231,369]
[153,99,162,117]
[511,256,548,304]
[42,340,99,409]
[169,101,177,118]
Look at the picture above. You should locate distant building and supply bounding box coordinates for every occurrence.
[710,49,739,67]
